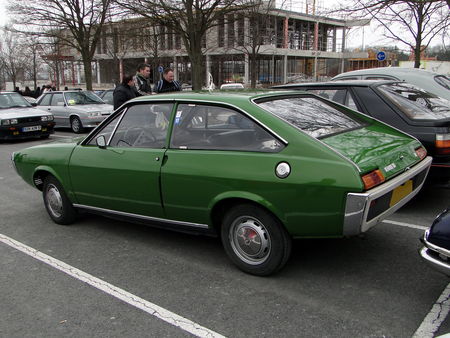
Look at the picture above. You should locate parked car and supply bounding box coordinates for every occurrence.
[36,90,113,133]
[98,89,114,105]
[273,80,450,181]
[332,67,450,101]
[220,83,245,90]
[12,91,432,275]
[420,208,450,276]
[0,91,54,140]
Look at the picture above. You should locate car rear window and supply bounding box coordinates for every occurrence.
[435,75,450,90]
[256,96,365,139]
[377,82,450,120]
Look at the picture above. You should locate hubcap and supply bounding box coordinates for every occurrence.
[72,118,80,132]
[46,184,63,218]
[229,216,271,265]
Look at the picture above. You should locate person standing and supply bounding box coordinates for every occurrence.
[154,68,182,93]
[133,63,152,96]
[113,75,137,110]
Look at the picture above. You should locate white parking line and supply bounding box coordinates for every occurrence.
[412,283,450,338]
[0,233,225,338]
[51,134,74,139]
[383,219,428,231]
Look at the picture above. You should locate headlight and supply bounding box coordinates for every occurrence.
[41,115,54,121]
[88,112,101,117]
[1,119,18,125]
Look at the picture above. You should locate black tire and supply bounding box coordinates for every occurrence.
[221,204,292,276]
[43,175,76,225]
[70,116,84,133]
[40,134,50,139]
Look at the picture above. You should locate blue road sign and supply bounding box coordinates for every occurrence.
[158,66,164,73]
[376,51,386,61]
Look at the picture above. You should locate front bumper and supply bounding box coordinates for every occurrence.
[420,230,450,276]
[343,156,432,236]
[80,115,110,128]
[0,122,55,140]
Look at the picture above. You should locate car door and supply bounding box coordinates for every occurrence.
[68,103,173,218]
[161,103,285,225]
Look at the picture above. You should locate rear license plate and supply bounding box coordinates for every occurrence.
[22,126,42,132]
[390,180,413,207]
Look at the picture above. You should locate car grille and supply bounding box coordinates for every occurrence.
[18,116,42,123]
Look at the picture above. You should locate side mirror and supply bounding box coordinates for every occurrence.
[96,135,107,149]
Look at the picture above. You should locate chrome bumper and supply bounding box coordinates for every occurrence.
[343,156,432,236]
[420,230,450,276]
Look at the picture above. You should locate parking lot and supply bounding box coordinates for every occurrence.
[1,130,450,337]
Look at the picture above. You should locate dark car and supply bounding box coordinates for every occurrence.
[98,89,114,105]
[420,209,450,276]
[273,80,450,180]
[0,91,55,140]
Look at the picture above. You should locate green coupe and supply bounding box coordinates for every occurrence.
[12,91,432,275]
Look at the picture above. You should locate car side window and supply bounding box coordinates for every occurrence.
[365,76,394,80]
[109,103,173,148]
[51,93,65,106]
[39,94,52,106]
[87,112,123,146]
[170,104,284,152]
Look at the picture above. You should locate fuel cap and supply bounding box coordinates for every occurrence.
[275,162,291,178]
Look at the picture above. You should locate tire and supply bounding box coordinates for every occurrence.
[43,175,76,225]
[70,116,84,133]
[221,204,292,276]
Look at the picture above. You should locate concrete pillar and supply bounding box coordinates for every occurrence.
[283,54,287,84]
[244,53,249,85]
[173,56,178,80]
[96,60,101,84]
[77,63,81,84]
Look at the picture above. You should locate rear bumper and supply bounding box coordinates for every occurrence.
[343,156,432,236]
[420,230,450,276]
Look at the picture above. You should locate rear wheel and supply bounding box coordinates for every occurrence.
[70,116,84,133]
[221,204,292,276]
[43,175,76,225]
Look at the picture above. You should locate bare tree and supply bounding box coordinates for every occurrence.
[8,0,115,90]
[336,0,449,68]
[0,29,27,89]
[116,0,249,90]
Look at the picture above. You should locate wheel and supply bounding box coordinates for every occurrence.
[221,204,292,276]
[43,175,76,225]
[40,134,50,139]
[70,116,84,133]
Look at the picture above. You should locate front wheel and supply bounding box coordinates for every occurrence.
[43,175,76,225]
[70,116,84,133]
[221,204,292,276]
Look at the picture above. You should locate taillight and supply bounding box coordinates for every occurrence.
[361,169,385,190]
[415,146,427,160]
[436,134,450,155]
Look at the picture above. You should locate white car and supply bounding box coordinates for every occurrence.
[332,67,450,101]
[36,90,113,133]
[220,83,245,90]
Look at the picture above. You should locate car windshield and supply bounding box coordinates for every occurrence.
[377,82,450,120]
[64,91,104,105]
[0,92,32,109]
[435,75,450,91]
[256,95,365,139]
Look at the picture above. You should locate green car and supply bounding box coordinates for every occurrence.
[12,91,432,275]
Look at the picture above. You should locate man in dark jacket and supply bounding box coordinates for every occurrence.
[113,75,137,110]
[154,68,182,93]
[133,63,152,96]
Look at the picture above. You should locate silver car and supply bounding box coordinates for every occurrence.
[332,67,450,101]
[36,90,113,133]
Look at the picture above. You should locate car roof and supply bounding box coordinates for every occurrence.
[273,80,396,88]
[131,90,302,104]
[334,67,442,78]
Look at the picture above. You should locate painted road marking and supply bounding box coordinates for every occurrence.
[384,219,428,231]
[412,283,450,338]
[0,233,225,338]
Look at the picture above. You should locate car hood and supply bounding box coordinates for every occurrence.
[322,126,422,179]
[68,104,113,113]
[0,106,50,118]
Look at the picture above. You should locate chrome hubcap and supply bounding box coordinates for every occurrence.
[72,119,80,132]
[46,184,63,218]
[229,216,271,265]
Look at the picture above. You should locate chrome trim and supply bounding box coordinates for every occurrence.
[10,152,18,173]
[343,156,432,236]
[422,230,450,258]
[72,204,209,229]
[419,247,450,276]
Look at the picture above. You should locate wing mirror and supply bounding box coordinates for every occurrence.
[96,135,107,149]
